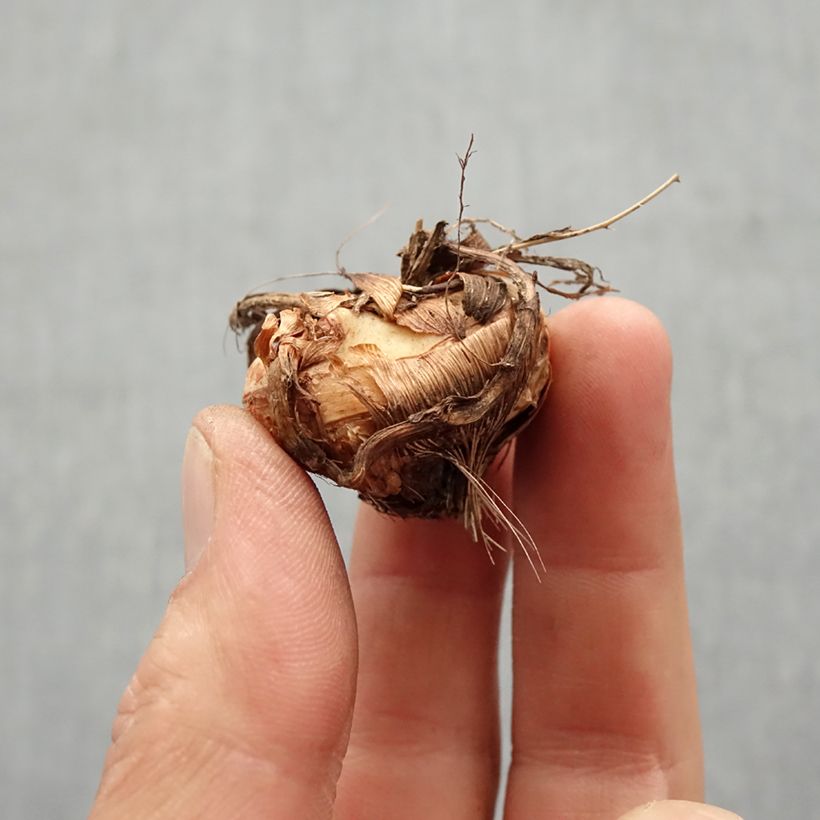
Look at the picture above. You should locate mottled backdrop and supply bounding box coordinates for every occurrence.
[2,2,818,818]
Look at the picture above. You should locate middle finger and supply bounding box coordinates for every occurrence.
[335,486,511,819]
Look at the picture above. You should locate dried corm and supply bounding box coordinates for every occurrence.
[230,175,678,567]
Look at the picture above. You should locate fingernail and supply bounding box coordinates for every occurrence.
[182,427,215,571]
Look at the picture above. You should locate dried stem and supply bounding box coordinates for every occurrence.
[499,174,680,252]
[455,133,476,272]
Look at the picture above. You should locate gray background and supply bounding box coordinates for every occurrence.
[2,1,818,818]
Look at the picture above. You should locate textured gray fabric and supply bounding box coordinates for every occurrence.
[2,2,818,818]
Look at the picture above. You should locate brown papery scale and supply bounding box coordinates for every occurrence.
[230,174,679,571]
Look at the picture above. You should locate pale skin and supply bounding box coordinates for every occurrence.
[90,298,741,819]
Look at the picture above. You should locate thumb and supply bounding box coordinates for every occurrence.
[91,406,357,820]
[618,800,743,820]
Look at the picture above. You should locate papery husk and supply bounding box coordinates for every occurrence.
[231,221,550,550]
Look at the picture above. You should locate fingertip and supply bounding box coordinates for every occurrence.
[547,296,672,419]
[520,297,673,485]
[189,404,335,577]
[618,800,743,820]
[191,403,312,496]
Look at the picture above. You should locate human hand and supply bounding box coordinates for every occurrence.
[90,298,740,819]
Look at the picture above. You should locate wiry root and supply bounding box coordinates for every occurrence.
[451,458,546,581]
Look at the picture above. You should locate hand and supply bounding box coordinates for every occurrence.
[90,298,740,819]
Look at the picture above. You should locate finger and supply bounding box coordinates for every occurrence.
[334,461,512,820]
[504,299,702,819]
[91,406,357,820]
[618,800,743,820]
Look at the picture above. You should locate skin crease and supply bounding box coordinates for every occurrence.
[90,299,742,820]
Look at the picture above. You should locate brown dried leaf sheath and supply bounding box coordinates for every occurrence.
[230,222,551,544]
